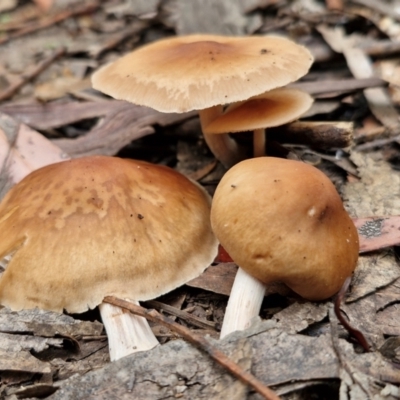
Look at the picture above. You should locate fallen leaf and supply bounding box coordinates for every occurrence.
[344,152,400,300]
[0,307,103,337]
[0,348,51,374]
[272,302,329,334]
[354,215,400,253]
[0,112,68,199]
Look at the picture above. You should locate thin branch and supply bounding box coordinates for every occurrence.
[0,48,65,102]
[144,300,218,331]
[104,296,281,400]
[0,2,99,45]
[334,277,370,352]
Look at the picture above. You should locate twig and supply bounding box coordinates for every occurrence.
[290,77,385,96]
[269,121,354,149]
[0,48,65,102]
[144,300,218,331]
[0,2,99,45]
[329,307,372,397]
[103,296,281,400]
[334,277,370,352]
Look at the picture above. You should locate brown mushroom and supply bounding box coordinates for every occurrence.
[92,34,313,167]
[0,156,218,360]
[210,157,359,337]
[199,87,314,158]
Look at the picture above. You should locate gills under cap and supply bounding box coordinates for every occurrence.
[200,87,314,134]
[0,156,218,313]
[92,34,314,113]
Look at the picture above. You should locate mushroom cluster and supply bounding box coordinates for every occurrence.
[92,34,314,167]
[0,155,218,360]
[210,157,359,338]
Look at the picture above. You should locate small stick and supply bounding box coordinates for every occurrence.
[104,296,281,400]
[0,48,65,102]
[0,2,99,45]
[334,277,370,352]
[144,300,218,331]
[268,121,354,149]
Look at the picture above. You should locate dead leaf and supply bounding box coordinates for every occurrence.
[0,112,68,199]
[0,332,63,353]
[318,25,400,129]
[34,76,91,101]
[272,302,329,334]
[159,0,249,35]
[344,152,400,300]
[186,263,291,298]
[0,348,51,374]
[0,307,103,337]
[354,215,400,253]
[347,252,400,302]
[0,100,196,158]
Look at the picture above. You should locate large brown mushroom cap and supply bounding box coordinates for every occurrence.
[200,88,314,134]
[211,157,359,300]
[92,34,314,113]
[0,156,218,313]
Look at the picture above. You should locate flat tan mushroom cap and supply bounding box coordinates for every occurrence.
[0,156,218,313]
[200,88,314,134]
[211,157,359,301]
[92,34,314,113]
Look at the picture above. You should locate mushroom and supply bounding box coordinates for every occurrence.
[210,157,359,338]
[92,34,313,167]
[199,87,314,158]
[0,155,218,360]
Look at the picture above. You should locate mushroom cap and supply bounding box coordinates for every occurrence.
[210,157,359,300]
[0,156,218,313]
[91,34,314,113]
[200,88,314,134]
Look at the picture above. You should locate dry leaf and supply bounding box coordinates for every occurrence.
[272,302,329,334]
[0,307,103,337]
[344,152,400,300]
[0,349,51,374]
[34,76,91,101]
[354,215,400,253]
[0,332,63,353]
[0,113,69,199]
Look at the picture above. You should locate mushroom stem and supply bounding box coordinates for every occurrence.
[199,106,247,168]
[253,128,266,157]
[220,267,266,338]
[99,300,159,361]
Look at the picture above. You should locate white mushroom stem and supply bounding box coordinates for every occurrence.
[199,106,247,168]
[253,128,266,157]
[220,267,266,339]
[99,299,159,361]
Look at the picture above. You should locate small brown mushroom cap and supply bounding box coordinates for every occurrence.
[92,34,314,113]
[200,88,314,134]
[0,156,218,313]
[210,157,359,300]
